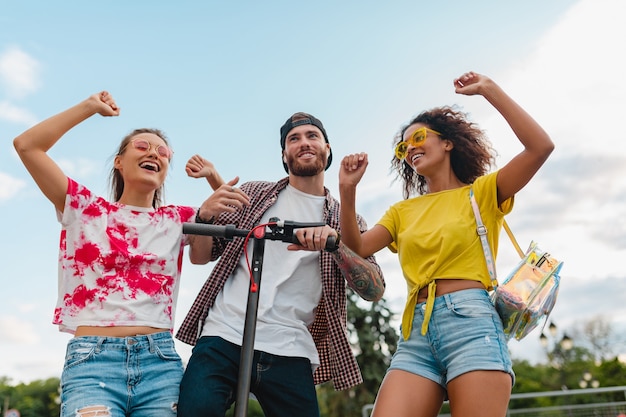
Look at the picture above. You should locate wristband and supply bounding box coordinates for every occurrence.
[195,209,215,224]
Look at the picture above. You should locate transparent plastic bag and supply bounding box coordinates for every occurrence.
[491,241,563,341]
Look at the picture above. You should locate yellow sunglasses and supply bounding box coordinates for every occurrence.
[394,127,441,160]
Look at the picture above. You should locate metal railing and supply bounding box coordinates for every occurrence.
[362,386,626,417]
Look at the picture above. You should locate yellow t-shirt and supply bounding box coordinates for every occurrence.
[378,171,513,339]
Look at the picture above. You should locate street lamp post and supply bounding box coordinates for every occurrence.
[540,321,573,390]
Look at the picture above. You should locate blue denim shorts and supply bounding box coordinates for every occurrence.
[60,331,183,417]
[389,289,514,388]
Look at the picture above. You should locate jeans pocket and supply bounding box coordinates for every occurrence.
[63,342,97,371]
[450,297,494,318]
[154,341,182,362]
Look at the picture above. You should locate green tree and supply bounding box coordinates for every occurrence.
[1,377,60,417]
[573,315,623,363]
[509,360,556,409]
[598,357,626,390]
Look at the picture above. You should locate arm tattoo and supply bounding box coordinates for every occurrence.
[330,243,384,301]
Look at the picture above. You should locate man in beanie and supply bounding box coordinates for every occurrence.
[177,112,385,417]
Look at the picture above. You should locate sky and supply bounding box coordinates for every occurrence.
[1,0,625,384]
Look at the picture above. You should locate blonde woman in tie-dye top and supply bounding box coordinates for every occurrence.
[338,72,555,417]
[12,91,239,417]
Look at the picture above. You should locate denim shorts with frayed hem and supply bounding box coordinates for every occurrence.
[389,288,515,389]
[60,331,182,417]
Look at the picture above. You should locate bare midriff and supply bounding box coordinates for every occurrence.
[74,326,168,337]
[417,279,485,303]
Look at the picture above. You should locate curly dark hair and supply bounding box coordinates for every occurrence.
[108,128,170,208]
[391,106,497,199]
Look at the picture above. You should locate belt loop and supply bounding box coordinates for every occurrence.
[96,337,105,354]
[147,333,156,353]
[444,293,454,310]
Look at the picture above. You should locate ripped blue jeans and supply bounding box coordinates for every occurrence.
[60,332,183,417]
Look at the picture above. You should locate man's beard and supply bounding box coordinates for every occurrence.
[286,153,327,177]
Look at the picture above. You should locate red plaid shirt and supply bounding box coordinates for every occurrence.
[176,177,383,390]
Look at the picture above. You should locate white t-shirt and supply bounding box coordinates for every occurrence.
[54,178,196,334]
[202,184,325,367]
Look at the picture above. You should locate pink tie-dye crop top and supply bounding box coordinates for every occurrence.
[53,178,196,334]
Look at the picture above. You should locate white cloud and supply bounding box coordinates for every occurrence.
[0,315,39,344]
[57,157,102,179]
[495,0,626,362]
[0,172,26,202]
[0,46,41,98]
[473,0,626,286]
[493,0,626,155]
[0,100,38,125]
[17,304,38,313]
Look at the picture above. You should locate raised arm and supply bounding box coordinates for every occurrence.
[454,71,555,205]
[13,91,119,212]
[186,154,226,191]
[339,153,392,258]
[185,154,250,264]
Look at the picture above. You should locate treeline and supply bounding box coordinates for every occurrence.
[1,377,60,417]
